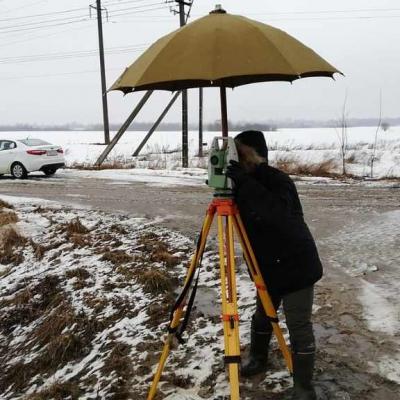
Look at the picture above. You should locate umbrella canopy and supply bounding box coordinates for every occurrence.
[110,7,341,93]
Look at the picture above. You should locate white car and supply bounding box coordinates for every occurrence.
[0,138,65,179]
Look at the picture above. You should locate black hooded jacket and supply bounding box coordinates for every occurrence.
[234,163,323,296]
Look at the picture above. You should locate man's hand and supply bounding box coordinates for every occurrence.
[225,160,248,187]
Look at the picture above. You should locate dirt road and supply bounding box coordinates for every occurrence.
[1,173,399,399]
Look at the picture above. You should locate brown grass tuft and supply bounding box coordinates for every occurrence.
[151,249,181,267]
[274,156,338,177]
[69,233,92,248]
[0,275,64,335]
[30,239,65,260]
[0,227,27,265]
[66,268,91,289]
[101,250,133,265]
[26,381,81,400]
[69,160,135,170]
[101,342,133,399]
[0,211,18,226]
[109,223,128,235]
[64,217,89,235]
[0,199,13,209]
[164,372,194,388]
[136,269,175,295]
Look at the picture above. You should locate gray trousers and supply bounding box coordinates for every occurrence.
[252,285,316,354]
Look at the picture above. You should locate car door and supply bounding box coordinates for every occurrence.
[0,140,18,174]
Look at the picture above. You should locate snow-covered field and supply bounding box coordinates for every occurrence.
[1,127,399,178]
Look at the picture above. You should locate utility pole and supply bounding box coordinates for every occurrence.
[90,0,110,145]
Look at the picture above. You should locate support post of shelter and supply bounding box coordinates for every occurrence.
[220,86,229,137]
[178,0,189,167]
[94,90,153,166]
[132,91,181,157]
[198,88,204,157]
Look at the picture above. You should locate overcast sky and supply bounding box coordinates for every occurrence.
[0,0,399,125]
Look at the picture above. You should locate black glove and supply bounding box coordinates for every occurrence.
[225,160,248,187]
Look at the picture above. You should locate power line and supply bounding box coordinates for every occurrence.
[0,22,93,48]
[0,2,168,32]
[0,44,150,64]
[0,0,152,22]
[0,5,169,34]
[0,67,124,81]
[0,6,85,22]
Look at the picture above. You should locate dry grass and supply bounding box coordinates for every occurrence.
[136,269,175,295]
[69,233,92,248]
[64,217,90,235]
[0,227,27,265]
[151,249,181,267]
[163,372,194,389]
[274,156,339,177]
[0,211,18,226]
[29,239,65,260]
[101,250,133,265]
[101,342,133,399]
[26,381,81,400]
[66,267,92,289]
[137,233,181,268]
[0,199,13,209]
[146,299,173,328]
[69,160,135,170]
[0,275,64,336]
[109,224,127,235]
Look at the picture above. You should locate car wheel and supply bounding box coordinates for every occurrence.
[11,162,28,179]
[43,168,57,176]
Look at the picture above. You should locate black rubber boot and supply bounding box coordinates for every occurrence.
[240,328,271,377]
[292,352,317,400]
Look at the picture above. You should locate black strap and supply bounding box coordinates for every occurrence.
[224,355,241,364]
[267,316,279,324]
[167,227,204,343]
[175,269,200,344]
[168,229,203,322]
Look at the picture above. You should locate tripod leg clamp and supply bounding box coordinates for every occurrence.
[224,355,241,364]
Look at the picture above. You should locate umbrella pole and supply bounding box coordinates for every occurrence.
[220,86,229,137]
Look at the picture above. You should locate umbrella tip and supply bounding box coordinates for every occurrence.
[210,4,227,14]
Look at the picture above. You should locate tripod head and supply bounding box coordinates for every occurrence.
[207,136,238,197]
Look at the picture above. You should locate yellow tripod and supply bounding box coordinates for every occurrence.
[148,197,293,400]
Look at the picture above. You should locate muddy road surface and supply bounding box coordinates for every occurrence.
[1,172,399,399]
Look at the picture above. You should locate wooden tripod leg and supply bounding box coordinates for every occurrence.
[232,213,293,374]
[147,209,215,400]
[217,214,241,400]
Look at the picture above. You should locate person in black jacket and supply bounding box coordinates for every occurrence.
[225,130,322,400]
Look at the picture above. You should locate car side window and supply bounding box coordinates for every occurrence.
[0,141,16,151]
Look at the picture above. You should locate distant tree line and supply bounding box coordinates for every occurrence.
[0,118,398,132]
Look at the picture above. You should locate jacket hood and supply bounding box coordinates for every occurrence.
[235,130,269,161]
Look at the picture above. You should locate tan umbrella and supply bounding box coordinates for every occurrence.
[110,6,341,136]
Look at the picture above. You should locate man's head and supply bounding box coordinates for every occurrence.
[234,130,268,171]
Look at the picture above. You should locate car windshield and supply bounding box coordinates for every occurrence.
[19,139,51,146]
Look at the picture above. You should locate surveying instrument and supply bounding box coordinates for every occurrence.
[147,136,293,400]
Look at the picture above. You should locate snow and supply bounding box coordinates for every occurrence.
[321,209,400,337]
[1,126,399,178]
[0,194,290,399]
